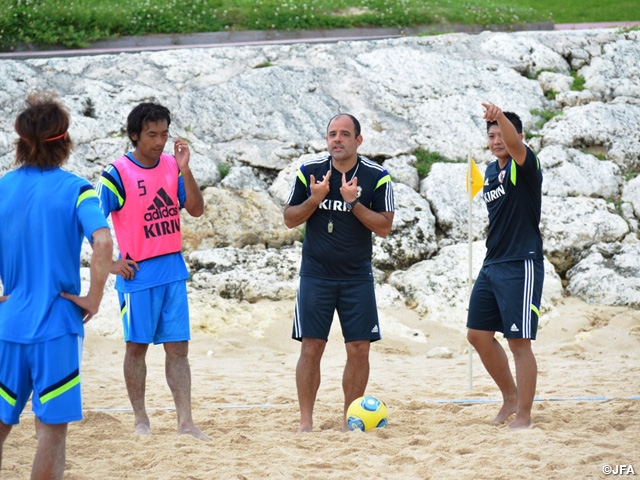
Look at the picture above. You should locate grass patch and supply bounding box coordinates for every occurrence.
[525,132,543,140]
[254,60,273,68]
[414,148,458,178]
[545,89,559,100]
[530,108,562,128]
[570,70,586,91]
[218,162,230,180]
[582,149,606,160]
[617,25,640,34]
[2,0,638,51]
[514,0,640,23]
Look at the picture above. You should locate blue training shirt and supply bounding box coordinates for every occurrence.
[96,153,190,293]
[482,145,543,265]
[0,166,109,344]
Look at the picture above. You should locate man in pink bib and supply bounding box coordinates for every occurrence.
[97,103,207,439]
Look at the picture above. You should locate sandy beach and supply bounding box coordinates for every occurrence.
[2,296,638,479]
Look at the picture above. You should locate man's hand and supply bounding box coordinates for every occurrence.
[0,295,8,303]
[174,138,191,171]
[111,258,139,280]
[482,103,504,122]
[59,292,100,324]
[340,172,359,203]
[309,169,331,203]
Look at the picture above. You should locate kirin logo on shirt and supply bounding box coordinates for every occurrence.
[143,188,180,238]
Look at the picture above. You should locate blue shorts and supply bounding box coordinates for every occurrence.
[0,334,83,425]
[118,280,190,345]
[292,276,381,343]
[467,259,544,339]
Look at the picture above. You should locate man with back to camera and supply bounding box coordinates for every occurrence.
[284,113,395,432]
[0,92,113,478]
[96,102,208,439]
[467,103,544,430]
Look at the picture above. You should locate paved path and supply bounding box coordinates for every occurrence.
[0,21,638,60]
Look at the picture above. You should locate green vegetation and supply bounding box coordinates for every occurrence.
[624,172,639,181]
[617,25,640,34]
[414,148,459,178]
[218,162,230,179]
[514,0,639,24]
[530,108,562,128]
[525,131,543,141]
[545,89,559,100]
[582,149,606,160]
[570,70,586,91]
[2,0,639,51]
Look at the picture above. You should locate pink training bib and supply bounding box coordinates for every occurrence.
[110,154,182,262]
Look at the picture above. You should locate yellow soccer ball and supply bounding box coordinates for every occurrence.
[346,396,388,432]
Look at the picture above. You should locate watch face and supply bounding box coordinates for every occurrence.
[346,203,352,212]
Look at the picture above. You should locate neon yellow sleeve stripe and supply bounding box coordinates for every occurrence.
[297,169,308,188]
[40,375,80,404]
[510,160,517,185]
[531,304,540,318]
[76,189,98,208]
[376,174,391,190]
[99,177,124,207]
[0,388,16,407]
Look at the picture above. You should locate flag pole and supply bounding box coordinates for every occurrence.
[467,154,474,391]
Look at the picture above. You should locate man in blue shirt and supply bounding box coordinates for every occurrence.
[467,103,544,430]
[0,93,112,478]
[96,103,207,440]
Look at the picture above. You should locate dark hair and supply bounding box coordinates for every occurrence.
[327,113,361,137]
[14,92,73,168]
[127,102,171,147]
[486,111,522,134]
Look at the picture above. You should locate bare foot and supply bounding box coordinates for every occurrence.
[134,423,152,435]
[509,415,532,430]
[179,426,211,441]
[493,400,517,423]
[297,425,313,433]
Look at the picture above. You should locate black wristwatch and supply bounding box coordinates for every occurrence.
[346,197,360,212]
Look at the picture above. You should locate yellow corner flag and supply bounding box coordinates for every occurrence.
[466,158,484,198]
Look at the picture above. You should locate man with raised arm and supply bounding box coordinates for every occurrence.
[467,103,544,430]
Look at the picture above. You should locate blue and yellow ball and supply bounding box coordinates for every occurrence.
[346,396,388,432]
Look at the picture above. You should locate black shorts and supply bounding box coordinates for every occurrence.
[292,276,381,343]
[467,259,544,339]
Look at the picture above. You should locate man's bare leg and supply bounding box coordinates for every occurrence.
[164,341,209,440]
[507,338,537,430]
[31,419,67,480]
[342,340,370,432]
[0,421,12,472]
[124,342,152,435]
[296,338,326,433]
[467,329,518,423]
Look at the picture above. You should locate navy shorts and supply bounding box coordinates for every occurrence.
[118,280,190,345]
[292,276,381,343]
[467,259,544,339]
